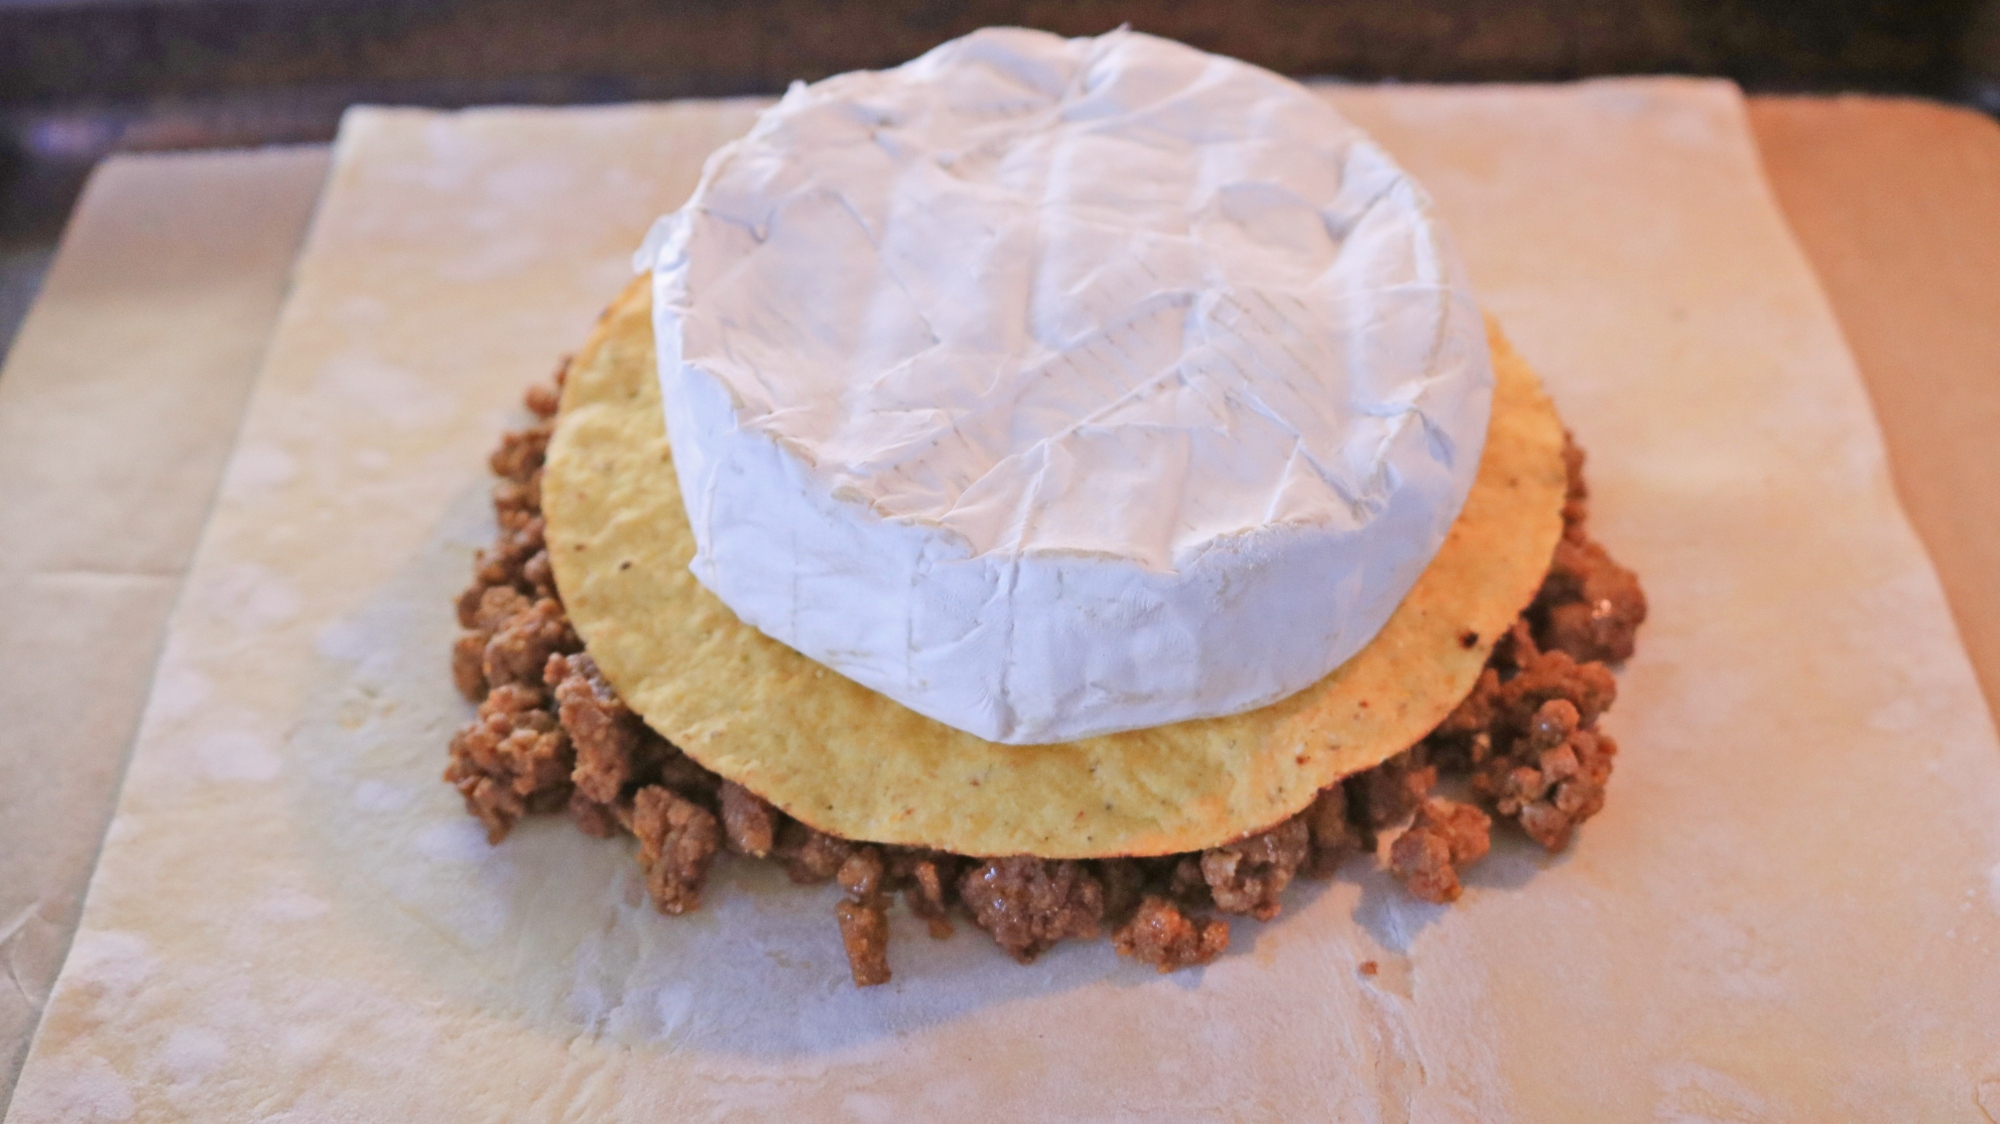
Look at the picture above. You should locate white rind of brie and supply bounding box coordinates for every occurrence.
[638,27,1494,745]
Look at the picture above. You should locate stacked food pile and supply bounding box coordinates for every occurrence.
[442,28,1645,986]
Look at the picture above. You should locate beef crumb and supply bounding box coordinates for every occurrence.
[890,850,960,939]
[493,476,541,531]
[718,780,779,858]
[547,651,651,804]
[959,857,1105,963]
[1496,646,1616,734]
[451,633,490,702]
[1200,817,1310,921]
[475,516,546,592]
[777,822,855,884]
[489,424,550,483]
[1167,855,1212,910]
[835,900,893,986]
[523,374,562,419]
[567,788,621,839]
[1388,798,1493,905]
[1474,697,1618,853]
[1560,432,1589,531]
[837,846,888,905]
[1112,896,1230,972]
[520,549,557,599]
[1536,537,1648,664]
[482,597,579,691]
[1348,748,1438,842]
[631,785,720,915]
[1094,858,1149,928]
[833,846,896,985]
[1300,786,1364,878]
[655,745,724,803]
[444,684,572,843]
[458,582,526,632]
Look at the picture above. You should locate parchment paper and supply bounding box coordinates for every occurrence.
[9,82,2000,1122]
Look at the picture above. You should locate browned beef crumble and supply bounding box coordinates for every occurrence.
[1200,818,1310,921]
[834,901,893,986]
[1300,786,1364,877]
[776,821,854,884]
[718,780,778,858]
[1112,896,1230,972]
[1389,798,1493,904]
[631,784,720,915]
[445,385,1649,986]
[959,857,1107,963]
[445,682,573,844]
[547,651,654,805]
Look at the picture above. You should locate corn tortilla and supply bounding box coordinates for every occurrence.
[543,278,1566,857]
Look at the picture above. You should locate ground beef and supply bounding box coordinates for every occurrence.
[631,785,720,915]
[1496,643,1617,735]
[837,846,888,904]
[1200,818,1310,921]
[1300,786,1364,877]
[1537,537,1648,664]
[890,850,961,939]
[457,582,521,632]
[450,585,533,701]
[520,550,556,599]
[481,597,579,691]
[718,781,778,858]
[1348,748,1438,843]
[832,847,897,984]
[1560,432,1590,530]
[566,788,621,838]
[653,748,724,804]
[1166,855,1212,909]
[524,374,562,419]
[444,684,572,843]
[474,516,547,593]
[450,634,490,702]
[489,424,550,484]
[1388,798,1493,904]
[547,651,653,804]
[1536,432,1646,664]
[1094,858,1148,928]
[834,901,892,987]
[1473,698,1618,853]
[959,858,1105,963]
[447,384,1645,984]
[1112,896,1230,973]
[493,476,541,531]
[776,822,854,884]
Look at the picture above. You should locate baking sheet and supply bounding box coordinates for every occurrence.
[9,81,2000,1121]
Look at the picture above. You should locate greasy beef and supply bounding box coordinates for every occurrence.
[958,857,1105,963]
[1113,896,1230,972]
[631,785,720,915]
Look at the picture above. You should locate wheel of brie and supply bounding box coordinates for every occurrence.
[636,26,1495,745]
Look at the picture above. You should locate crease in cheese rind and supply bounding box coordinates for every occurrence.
[640,26,1495,744]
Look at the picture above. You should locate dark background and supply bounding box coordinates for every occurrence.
[4,0,1999,356]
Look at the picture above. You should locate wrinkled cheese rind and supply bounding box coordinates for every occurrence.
[544,278,1564,857]
[640,27,1494,743]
